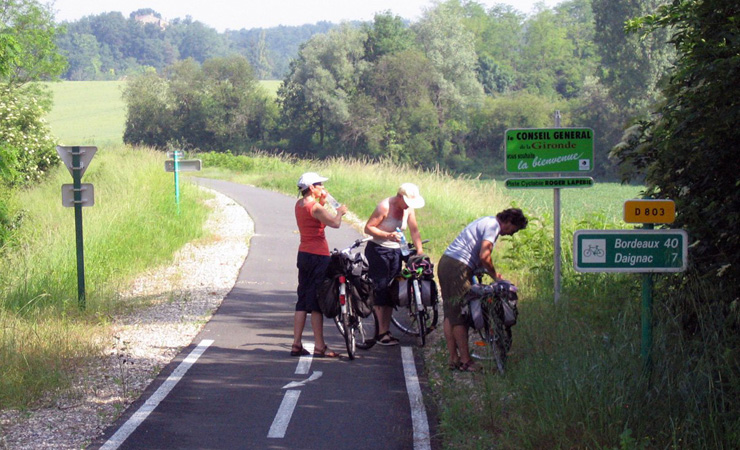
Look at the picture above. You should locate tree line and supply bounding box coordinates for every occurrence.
[121,0,673,180]
[56,7,335,81]
[1,0,738,290]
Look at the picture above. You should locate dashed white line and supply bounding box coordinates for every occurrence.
[100,339,214,450]
[402,346,432,450]
[295,342,314,375]
[267,390,301,438]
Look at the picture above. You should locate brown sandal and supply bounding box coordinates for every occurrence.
[459,360,482,372]
[290,344,310,357]
[314,346,340,358]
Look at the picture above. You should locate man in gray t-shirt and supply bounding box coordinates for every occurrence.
[444,216,501,270]
[438,208,528,372]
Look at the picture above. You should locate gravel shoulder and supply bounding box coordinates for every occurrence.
[0,188,252,450]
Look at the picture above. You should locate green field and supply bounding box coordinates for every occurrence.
[43,80,283,146]
[43,80,127,145]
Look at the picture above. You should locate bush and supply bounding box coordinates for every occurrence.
[0,88,59,186]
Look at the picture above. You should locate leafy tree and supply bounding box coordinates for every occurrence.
[612,0,740,284]
[0,0,61,190]
[278,26,368,153]
[413,0,483,165]
[476,55,514,94]
[592,0,673,118]
[413,0,483,110]
[0,0,66,87]
[175,21,225,63]
[122,69,175,148]
[123,55,276,152]
[362,49,439,162]
[362,11,414,62]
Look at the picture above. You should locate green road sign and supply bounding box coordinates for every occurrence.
[574,230,688,273]
[505,128,594,173]
[505,177,593,189]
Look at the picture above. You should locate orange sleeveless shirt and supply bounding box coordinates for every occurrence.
[295,199,330,256]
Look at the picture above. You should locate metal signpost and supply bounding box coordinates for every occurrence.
[164,150,201,213]
[505,113,594,303]
[57,145,97,309]
[574,218,686,369]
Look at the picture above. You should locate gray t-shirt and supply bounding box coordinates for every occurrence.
[443,216,501,268]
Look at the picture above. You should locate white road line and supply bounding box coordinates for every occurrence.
[295,342,314,374]
[402,346,432,450]
[100,339,214,450]
[267,390,301,438]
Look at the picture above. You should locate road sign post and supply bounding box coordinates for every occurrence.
[574,227,688,370]
[505,114,595,303]
[165,151,201,214]
[57,146,97,309]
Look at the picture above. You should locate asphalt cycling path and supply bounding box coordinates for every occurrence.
[90,178,439,450]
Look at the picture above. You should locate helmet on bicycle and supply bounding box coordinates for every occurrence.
[407,254,434,277]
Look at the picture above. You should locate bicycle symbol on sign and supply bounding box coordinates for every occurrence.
[583,244,604,258]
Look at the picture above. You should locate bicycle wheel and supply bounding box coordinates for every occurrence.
[469,316,507,374]
[339,299,356,360]
[356,310,378,350]
[391,284,438,341]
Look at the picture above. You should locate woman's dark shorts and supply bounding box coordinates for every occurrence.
[296,251,330,313]
[364,241,402,307]
[438,254,473,327]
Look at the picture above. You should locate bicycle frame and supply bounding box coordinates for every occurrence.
[390,245,438,346]
[331,238,377,359]
[468,272,512,374]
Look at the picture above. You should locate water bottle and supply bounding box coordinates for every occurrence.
[324,193,341,209]
[396,227,410,256]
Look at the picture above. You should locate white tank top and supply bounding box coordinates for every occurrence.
[370,201,410,248]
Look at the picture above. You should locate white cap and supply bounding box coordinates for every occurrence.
[398,183,425,209]
[297,172,328,190]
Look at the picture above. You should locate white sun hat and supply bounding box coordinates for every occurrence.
[297,172,328,190]
[398,182,425,209]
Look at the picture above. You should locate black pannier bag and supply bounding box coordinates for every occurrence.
[464,284,491,330]
[319,248,375,319]
[349,273,374,318]
[317,275,340,319]
[494,281,519,327]
[463,281,518,329]
[389,277,411,307]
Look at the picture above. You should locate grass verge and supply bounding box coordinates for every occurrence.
[0,145,210,408]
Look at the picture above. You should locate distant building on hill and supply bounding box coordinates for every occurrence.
[134,13,169,30]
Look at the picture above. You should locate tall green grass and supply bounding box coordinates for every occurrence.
[0,145,210,407]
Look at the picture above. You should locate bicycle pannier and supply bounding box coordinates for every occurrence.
[349,273,375,318]
[420,279,438,307]
[494,281,519,327]
[464,284,490,330]
[317,276,340,318]
[389,277,411,307]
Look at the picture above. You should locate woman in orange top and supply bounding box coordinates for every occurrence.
[292,172,347,357]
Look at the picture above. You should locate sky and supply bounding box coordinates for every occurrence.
[48,0,561,32]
